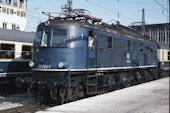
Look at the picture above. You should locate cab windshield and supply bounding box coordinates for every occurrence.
[34,30,43,47]
[34,28,67,47]
[34,29,51,47]
[41,30,48,47]
[52,29,67,47]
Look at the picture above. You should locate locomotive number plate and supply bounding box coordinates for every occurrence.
[38,65,51,69]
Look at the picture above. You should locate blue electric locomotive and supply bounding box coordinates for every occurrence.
[29,6,160,103]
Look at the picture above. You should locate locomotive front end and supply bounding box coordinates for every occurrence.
[29,21,88,102]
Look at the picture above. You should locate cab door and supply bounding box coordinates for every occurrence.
[88,47,97,68]
[87,31,97,69]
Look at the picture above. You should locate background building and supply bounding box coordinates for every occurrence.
[0,0,27,31]
[131,23,170,46]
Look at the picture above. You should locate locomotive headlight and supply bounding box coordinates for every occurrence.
[58,62,64,69]
[29,61,35,68]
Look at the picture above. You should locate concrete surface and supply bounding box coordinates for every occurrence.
[37,77,169,113]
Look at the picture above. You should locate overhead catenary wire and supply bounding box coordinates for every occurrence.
[27,0,61,14]
[25,0,169,31]
[27,14,47,20]
[30,0,50,11]
[116,0,169,24]
[154,0,169,12]
[85,0,136,23]
[119,0,168,18]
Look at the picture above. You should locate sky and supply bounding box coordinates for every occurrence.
[26,0,169,32]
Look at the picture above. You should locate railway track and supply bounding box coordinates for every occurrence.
[0,82,37,112]
[0,82,26,97]
[0,92,37,111]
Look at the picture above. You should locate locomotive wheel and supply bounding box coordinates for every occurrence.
[153,69,159,80]
[50,89,58,101]
[147,70,153,81]
[158,70,162,78]
[143,70,149,82]
[149,69,156,80]
[129,73,135,86]
[69,87,78,101]
[15,77,24,88]
[28,81,43,101]
[143,70,153,82]
[108,77,116,91]
[135,71,142,84]
[125,74,132,87]
[78,84,84,99]
[98,89,106,94]
[119,73,130,88]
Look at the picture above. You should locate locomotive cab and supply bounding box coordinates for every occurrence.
[30,21,100,101]
[32,21,91,71]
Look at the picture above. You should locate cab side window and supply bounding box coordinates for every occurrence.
[107,36,112,48]
[127,40,132,51]
[88,30,96,49]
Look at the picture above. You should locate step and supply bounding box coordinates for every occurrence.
[87,83,98,86]
[87,75,97,78]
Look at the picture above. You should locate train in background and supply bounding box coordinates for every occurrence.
[27,2,169,104]
[157,42,170,77]
[0,28,34,87]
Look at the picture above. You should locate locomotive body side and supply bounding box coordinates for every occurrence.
[30,20,159,102]
[32,21,158,72]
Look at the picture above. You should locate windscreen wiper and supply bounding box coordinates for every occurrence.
[56,37,67,47]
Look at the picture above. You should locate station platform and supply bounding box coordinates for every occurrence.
[37,77,169,113]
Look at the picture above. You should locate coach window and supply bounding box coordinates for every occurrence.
[127,40,132,51]
[21,45,31,59]
[0,43,15,59]
[168,51,170,60]
[108,36,112,48]
[162,51,164,60]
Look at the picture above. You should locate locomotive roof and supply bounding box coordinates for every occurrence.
[0,28,35,43]
[39,19,153,42]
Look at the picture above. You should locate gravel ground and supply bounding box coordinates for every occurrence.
[0,93,36,111]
